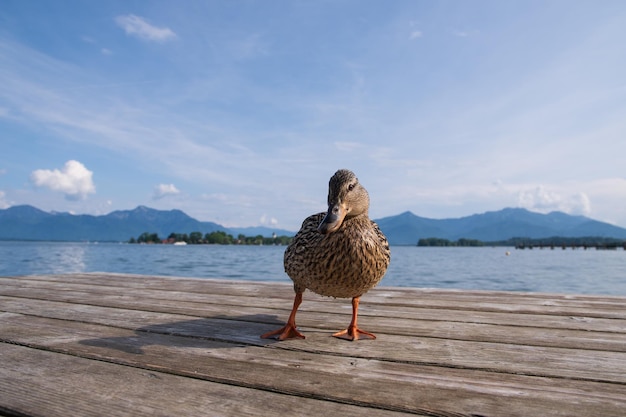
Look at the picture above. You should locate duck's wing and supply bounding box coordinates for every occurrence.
[283,212,326,289]
[370,220,391,260]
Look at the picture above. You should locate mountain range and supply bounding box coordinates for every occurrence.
[1,205,626,245]
[0,205,293,242]
[375,208,626,245]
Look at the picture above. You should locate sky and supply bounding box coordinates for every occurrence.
[1,1,626,231]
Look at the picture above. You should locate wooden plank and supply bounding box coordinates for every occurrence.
[2,279,625,340]
[17,273,626,304]
[14,272,626,311]
[3,288,622,343]
[3,277,626,331]
[2,273,626,417]
[0,344,415,417]
[2,315,626,417]
[38,272,626,306]
[2,293,625,353]
[5,275,626,314]
[2,278,626,353]
[3,308,625,385]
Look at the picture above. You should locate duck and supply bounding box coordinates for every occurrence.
[261,169,390,341]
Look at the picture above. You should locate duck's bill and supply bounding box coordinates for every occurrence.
[318,204,347,234]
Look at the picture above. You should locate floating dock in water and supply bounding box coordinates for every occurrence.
[1,273,625,416]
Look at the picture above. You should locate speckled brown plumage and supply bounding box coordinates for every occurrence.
[261,169,390,341]
[285,211,390,299]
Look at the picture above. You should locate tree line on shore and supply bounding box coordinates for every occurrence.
[129,231,293,246]
[417,236,626,248]
[417,238,484,247]
[130,232,625,248]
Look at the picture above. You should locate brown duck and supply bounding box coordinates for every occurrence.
[261,169,390,341]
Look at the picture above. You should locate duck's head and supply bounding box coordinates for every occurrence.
[318,169,370,234]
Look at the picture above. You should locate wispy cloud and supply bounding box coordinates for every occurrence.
[409,30,422,40]
[229,33,269,60]
[115,14,176,42]
[153,183,180,200]
[333,141,362,151]
[0,191,9,209]
[518,185,591,216]
[259,214,278,226]
[30,160,96,200]
[452,30,479,37]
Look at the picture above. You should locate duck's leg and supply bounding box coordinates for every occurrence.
[333,296,376,341]
[260,292,305,340]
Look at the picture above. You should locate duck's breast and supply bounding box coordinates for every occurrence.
[285,216,390,298]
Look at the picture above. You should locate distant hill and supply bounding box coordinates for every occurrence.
[375,208,626,245]
[2,205,625,244]
[0,205,293,242]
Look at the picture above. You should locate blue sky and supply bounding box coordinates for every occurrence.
[1,1,626,231]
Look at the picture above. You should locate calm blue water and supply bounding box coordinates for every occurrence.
[1,241,625,295]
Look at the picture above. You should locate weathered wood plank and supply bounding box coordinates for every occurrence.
[0,343,416,417]
[3,277,625,331]
[2,315,625,417]
[2,293,625,353]
[2,299,626,386]
[3,292,622,347]
[18,272,626,311]
[2,273,626,417]
[5,275,626,315]
[16,273,626,304]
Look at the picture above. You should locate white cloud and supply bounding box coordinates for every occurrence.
[153,183,180,199]
[230,33,269,60]
[452,30,479,38]
[334,141,362,151]
[30,160,96,200]
[101,48,113,55]
[409,30,423,40]
[517,185,591,216]
[260,214,278,226]
[572,192,592,216]
[115,15,176,42]
[0,191,9,209]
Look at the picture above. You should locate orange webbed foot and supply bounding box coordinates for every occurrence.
[260,324,305,341]
[332,326,376,341]
[261,292,305,341]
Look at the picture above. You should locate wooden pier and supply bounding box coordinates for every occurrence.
[1,273,625,416]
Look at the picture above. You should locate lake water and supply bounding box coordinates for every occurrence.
[1,241,625,296]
